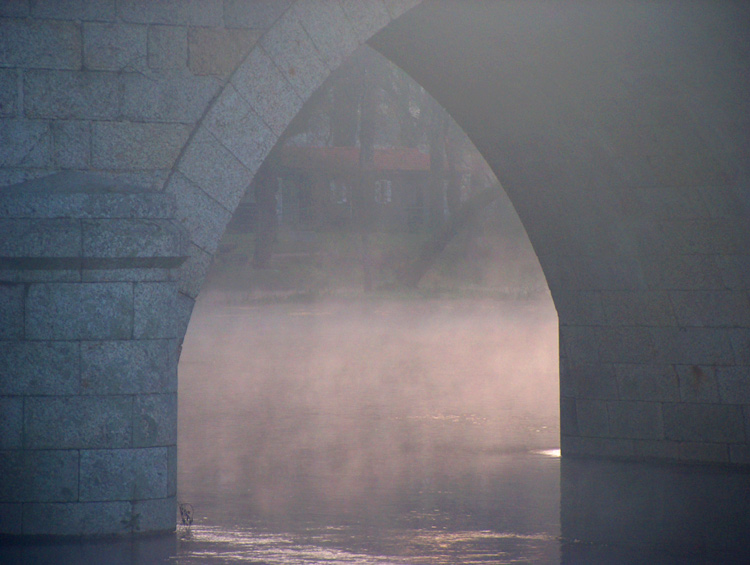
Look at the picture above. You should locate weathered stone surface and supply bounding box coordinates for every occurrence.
[383,0,422,19]
[133,393,177,447]
[0,342,80,395]
[0,70,18,117]
[615,364,680,402]
[134,282,177,339]
[188,27,260,77]
[717,367,750,404]
[167,173,231,254]
[678,442,730,464]
[167,446,177,496]
[24,396,132,449]
[31,0,116,21]
[0,284,23,340]
[0,119,51,167]
[559,325,601,365]
[81,340,171,395]
[730,328,750,366]
[260,10,329,99]
[22,501,131,536]
[549,290,606,326]
[294,0,359,71]
[575,398,609,437]
[717,254,750,290]
[0,503,22,535]
[91,121,190,170]
[601,291,676,327]
[177,128,254,211]
[148,25,187,70]
[132,496,176,533]
[0,219,80,258]
[670,290,750,328]
[652,327,736,365]
[339,0,391,40]
[120,71,220,123]
[0,19,81,70]
[0,398,23,449]
[0,2,29,17]
[175,292,195,344]
[632,439,679,461]
[676,364,720,402]
[562,435,635,459]
[25,282,133,340]
[223,0,292,29]
[117,0,223,26]
[176,243,211,299]
[83,23,148,71]
[607,400,664,440]
[231,46,303,136]
[641,253,724,290]
[663,403,745,443]
[560,361,617,399]
[51,120,91,169]
[82,267,172,283]
[79,447,168,501]
[204,84,276,173]
[0,450,78,502]
[82,219,186,259]
[24,71,119,120]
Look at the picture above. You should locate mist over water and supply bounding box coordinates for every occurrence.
[176,294,560,563]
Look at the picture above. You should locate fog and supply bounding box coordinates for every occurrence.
[178,295,558,524]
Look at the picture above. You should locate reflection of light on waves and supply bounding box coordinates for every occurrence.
[533,448,561,458]
[178,525,556,564]
[179,525,399,564]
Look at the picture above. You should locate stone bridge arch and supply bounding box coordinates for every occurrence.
[1,0,749,537]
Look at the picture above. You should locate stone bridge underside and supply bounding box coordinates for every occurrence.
[1,0,748,536]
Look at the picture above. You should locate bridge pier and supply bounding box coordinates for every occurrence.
[0,173,186,536]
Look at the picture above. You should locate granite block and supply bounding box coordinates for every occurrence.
[0,19,81,70]
[663,403,745,443]
[83,22,147,71]
[383,0,422,19]
[615,364,680,402]
[0,503,23,535]
[133,393,177,447]
[601,290,676,327]
[606,400,664,440]
[575,398,609,437]
[676,364,720,403]
[678,442,730,464]
[187,27,260,78]
[117,0,223,26]
[0,219,81,258]
[120,71,220,123]
[0,449,78,502]
[641,253,723,290]
[22,501,132,536]
[91,121,191,170]
[551,290,606,326]
[147,25,187,70]
[24,70,119,120]
[223,0,292,29]
[652,327,736,365]
[51,120,91,169]
[132,496,176,533]
[294,0,359,71]
[203,84,276,173]
[177,128,255,211]
[175,243,211,299]
[560,361,618,399]
[81,340,171,394]
[0,341,80,395]
[260,10,329,99]
[25,282,133,340]
[166,172,231,254]
[0,119,52,168]
[24,395,133,449]
[0,398,23,449]
[230,46,303,137]
[717,366,750,404]
[79,447,168,501]
[31,0,116,21]
[0,283,23,340]
[82,219,186,259]
[0,69,18,117]
[134,282,177,339]
[670,290,750,328]
[167,446,177,496]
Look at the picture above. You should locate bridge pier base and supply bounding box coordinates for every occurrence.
[0,173,186,537]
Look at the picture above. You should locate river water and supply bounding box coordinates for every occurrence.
[176,296,561,564]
